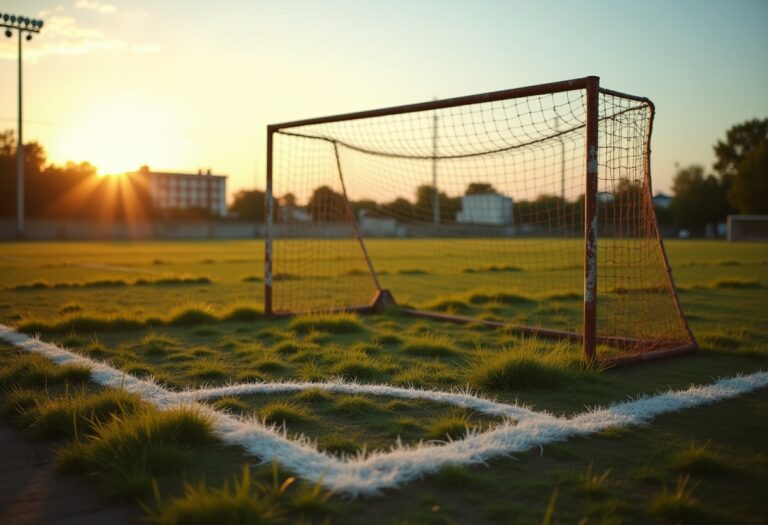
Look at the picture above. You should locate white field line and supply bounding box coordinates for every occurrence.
[1,324,766,496]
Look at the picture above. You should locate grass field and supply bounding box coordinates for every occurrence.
[1,239,767,524]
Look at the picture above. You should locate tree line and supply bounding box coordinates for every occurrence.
[666,118,768,229]
[232,119,766,229]
[2,117,765,227]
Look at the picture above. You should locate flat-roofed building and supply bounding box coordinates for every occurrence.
[133,166,227,217]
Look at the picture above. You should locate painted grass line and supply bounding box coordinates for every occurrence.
[1,324,766,497]
[178,382,547,422]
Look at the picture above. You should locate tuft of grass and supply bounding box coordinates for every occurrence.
[59,302,85,314]
[375,332,403,346]
[463,265,522,273]
[62,331,87,348]
[0,352,91,388]
[648,475,701,521]
[212,397,249,413]
[141,329,177,355]
[188,358,229,381]
[241,275,262,282]
[397,268,428,275]
[292,387,332,403]
[392,362,459,388]
[467,355,563,390]
[289,313,363,334]
[331,395,382,415]
[20,388,146,440]
[317,433,361,456]
[546,291,582,301]
[192,325,221,337]
[330,355,387,382]
[260,402,312,425]
[222,305,263,323]
[146,463,332,525]
[17,313,145,334]
[466,290,533,306]
[424,298,473,314]
[167,305,217,326]
[577,463,612,496]
[668,442,731,475]
[295,361,325,382]
[136,276,212,286]
[426,412,475,441]
[252,359,288,373]
[709,278,761,289]
[401,334,456,357]
[58,405,217,498]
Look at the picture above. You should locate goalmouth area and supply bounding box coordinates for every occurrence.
[265,76,697,366]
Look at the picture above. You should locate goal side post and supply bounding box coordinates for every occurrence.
[265,126,274,317]
[583,76,599,363]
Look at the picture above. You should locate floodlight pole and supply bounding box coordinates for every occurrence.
[1,12,44,239]
[432,99,439,226]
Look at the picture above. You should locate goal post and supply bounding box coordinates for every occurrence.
[264,76,697,366]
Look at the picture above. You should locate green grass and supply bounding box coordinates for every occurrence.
[1,239,767,524]
[289,312,364,334]
[58,405,217,498]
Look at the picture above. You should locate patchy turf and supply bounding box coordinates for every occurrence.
[0,239,767,523]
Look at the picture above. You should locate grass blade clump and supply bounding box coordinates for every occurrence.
[465,339,591,391]
[401,334,457,357]
[58,405,216,498]
[426,412,475,441]
[709,278,761,289]
[331,395,382,416]
[0,352,91,388]
[260,402,312,425]
[668,442,731,475]
[468,291,533,306]
[329,354,387,382]
[21,388,147,440]
[167,305,218,326]
[222,305,263,323]
[17,313,145,334]
[289,313,363,334]
[142,329,178,355]
[146,465,282,524]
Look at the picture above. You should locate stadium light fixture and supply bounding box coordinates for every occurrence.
[1,13,44,238]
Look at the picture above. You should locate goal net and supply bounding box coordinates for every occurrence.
[265,77,696,364]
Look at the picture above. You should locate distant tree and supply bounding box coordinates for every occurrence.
[414,184,460,223]
[280,192,297,207]
[351,199,379,217]
[465,182,497,195]
[229,189,266,221]
[728,139,768,214]
[307,185,348,221]
[381,197,414,220]
[713,118,768,188]
[670,164,729,228]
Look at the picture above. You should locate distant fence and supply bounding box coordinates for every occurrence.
[0,219,263,241]
[0,219,697,241]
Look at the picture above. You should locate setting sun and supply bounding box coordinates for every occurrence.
[52,93,189,176]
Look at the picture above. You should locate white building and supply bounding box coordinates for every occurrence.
[134,167,228,217]
[456,193,514,225]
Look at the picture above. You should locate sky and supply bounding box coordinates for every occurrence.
[0,0,766,202]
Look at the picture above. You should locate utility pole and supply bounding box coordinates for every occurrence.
[432,100,439,226]
[554,109,565,201]
[2,12,44,239]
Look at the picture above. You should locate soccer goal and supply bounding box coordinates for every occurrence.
[264,76,697,365]
[727,215,768,241]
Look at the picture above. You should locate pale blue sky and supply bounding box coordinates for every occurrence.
[1,0,766,197]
